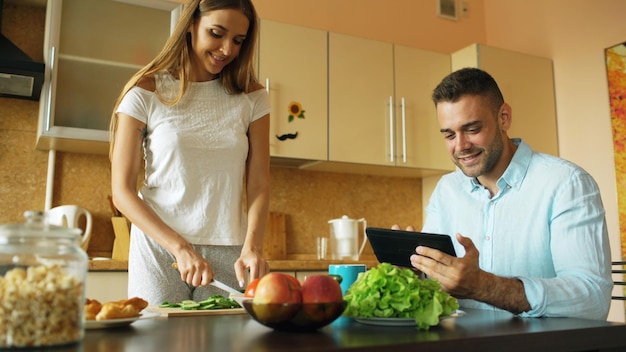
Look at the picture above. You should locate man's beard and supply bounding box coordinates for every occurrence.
[454,130,504,178]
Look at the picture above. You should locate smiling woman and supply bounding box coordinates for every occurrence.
[108,0,271,306]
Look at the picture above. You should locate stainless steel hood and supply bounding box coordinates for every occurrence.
[0,0,45,100]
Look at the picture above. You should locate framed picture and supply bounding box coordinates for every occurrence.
[606,41,626,260]
[438,0,458,21]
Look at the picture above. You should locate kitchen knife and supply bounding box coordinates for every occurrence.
[209,279,242,295]
[171,262,242,295]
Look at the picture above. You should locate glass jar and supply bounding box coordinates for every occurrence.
[0,210,88,348]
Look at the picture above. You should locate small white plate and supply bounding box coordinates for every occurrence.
[85,310,160,330]
[355,310,466,327]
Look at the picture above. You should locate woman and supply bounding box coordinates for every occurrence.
[109,0,270,305]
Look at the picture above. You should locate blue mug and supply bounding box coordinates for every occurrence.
[328,264,367,295]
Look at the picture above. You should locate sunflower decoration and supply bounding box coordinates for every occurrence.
[287,101,305,122]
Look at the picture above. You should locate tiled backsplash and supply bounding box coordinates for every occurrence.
[269,168,422,256]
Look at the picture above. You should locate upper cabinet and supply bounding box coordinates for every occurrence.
[258,20,328,161]
[37,0,181,154]
[452,44,558,156]
[327,33,453,172]
[394,45,453,171]
[328,33,394,166]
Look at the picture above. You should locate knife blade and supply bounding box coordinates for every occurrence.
[210,279,242,295]
[171,262,242,295]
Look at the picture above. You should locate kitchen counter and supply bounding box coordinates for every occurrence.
[45,308,626,351]
[267,254,379,271]
[89,259,128,271]
[88,255,380,272]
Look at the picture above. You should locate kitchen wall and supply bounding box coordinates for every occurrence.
[3,0,624,320]
[0,0,440,258]
[251,0,486,54]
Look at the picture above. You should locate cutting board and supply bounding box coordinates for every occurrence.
[146,306,246,317]
[111,216,130,261]
[263,212,287,259]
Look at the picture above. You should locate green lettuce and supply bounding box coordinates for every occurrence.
[343,262,459,330]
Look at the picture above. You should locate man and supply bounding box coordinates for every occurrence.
[397,67,612,319]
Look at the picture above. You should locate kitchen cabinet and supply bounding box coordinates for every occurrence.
[394,45,453,171]
[328,33,394,166]
[86,271,128,302]
[37,0,181,154]
[327,33,453,172]
[451,43,558,156]
[258,20,328,161]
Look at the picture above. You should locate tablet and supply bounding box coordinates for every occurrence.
[365,227,456,268]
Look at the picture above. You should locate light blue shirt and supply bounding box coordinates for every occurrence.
[423,139,612,320]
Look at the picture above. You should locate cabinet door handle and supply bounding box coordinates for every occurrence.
[45,46,56,132]
[265,78,270,93]
[401,97,407,164]
[389,96,394,163]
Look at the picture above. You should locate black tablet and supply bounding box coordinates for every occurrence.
[365,227,457,267]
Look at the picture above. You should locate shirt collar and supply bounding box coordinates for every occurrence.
[467,138,532,193]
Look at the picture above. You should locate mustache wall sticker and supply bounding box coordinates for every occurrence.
[276,132,298,141]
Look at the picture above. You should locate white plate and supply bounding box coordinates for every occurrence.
[85,310,160,330]
[354,310,466,327]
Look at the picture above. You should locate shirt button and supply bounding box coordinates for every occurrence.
[485,236,491,241]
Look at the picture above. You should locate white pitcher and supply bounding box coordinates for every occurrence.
[47,205,93,252]
[328,215,368,260]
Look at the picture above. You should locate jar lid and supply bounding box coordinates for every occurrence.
[0,210,82,239]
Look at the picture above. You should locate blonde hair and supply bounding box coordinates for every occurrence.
[109,0,260,158]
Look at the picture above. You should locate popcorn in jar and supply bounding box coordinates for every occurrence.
[0,211,88,348]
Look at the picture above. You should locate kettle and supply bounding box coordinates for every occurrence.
[46,205,93,252]
[328,215,367,260]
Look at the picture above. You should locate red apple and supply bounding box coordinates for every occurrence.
[253,272,302,304]
[244,278,261,298]
[301,275,343,303]
[297,275,345,324]
[252,273,302,323]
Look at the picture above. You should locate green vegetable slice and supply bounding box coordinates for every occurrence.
[159,295,241,310]
[343,262,459,330]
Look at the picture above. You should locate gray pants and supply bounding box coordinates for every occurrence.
[127,224,242,305]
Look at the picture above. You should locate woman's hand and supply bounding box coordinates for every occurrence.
[173,249,214,287]
[234,247,269,288]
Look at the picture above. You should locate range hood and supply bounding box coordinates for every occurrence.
[0,0,45,100]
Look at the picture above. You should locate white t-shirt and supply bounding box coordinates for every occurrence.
[117,72,270,245]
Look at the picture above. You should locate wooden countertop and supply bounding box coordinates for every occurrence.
[88,255,380,272]
[89,259,129,271]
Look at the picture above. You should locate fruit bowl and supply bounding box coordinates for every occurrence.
[242,300,347,332]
